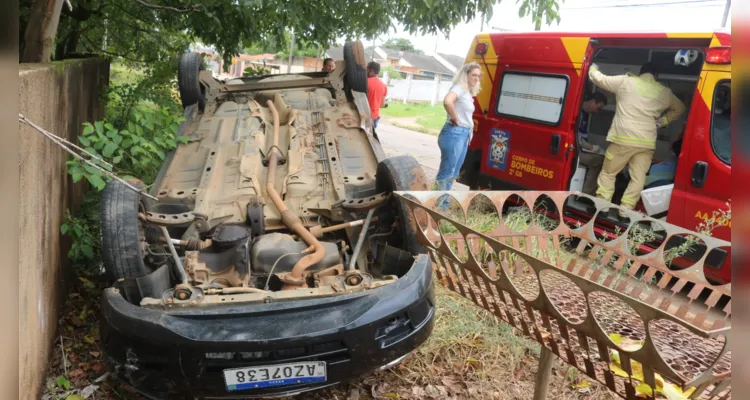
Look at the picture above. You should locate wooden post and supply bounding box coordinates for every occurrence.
[533,347,554,400]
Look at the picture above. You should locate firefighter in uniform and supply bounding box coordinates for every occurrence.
[588,62,686,218]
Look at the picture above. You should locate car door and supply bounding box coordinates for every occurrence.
[478,66,579,191]
[670,71,731,241]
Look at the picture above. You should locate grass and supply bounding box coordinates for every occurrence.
[380,102,447,136]
[292,284,616,400]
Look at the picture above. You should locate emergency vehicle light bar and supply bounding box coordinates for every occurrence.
[706,47,731,64]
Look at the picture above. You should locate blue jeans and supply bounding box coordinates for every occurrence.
[373,117,380,128]
[434,123,471,191]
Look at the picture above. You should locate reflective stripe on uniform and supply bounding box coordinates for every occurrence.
[609,134,656,147]
[621,195,638,206]
[596,187,614,199]
[604,151,614,160]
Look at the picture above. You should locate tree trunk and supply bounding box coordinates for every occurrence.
[22,0,65,63]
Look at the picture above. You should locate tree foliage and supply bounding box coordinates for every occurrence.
[19,0,569,66]
[517,0,563,31]
[383,38,422,54]
[243,64,272,77]
[379,64,403,80]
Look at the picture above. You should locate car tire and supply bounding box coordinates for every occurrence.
[177,52,206,109]
[343,41,368,95]
[375,155,429,255]
[100,179,150,281]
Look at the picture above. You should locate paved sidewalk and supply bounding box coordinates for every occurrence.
[376,122,468,190]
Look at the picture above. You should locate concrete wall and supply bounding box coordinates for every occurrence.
[387,77,453,104]
[18,58,109,400]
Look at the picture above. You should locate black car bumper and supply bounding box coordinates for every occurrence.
[99,254,435,399]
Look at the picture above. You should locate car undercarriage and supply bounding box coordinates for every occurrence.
[98,41,435,399]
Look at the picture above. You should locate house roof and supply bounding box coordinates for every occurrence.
[376,47,405,59]
[438,53,466,70]
[326,46,378,63]
[324,46,457,76]
[400,52,454,75]
[325,47,344,62]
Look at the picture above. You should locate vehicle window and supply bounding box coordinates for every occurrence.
[496,72,568,125]
[711,81,731,165]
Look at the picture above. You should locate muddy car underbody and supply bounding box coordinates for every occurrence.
[98,42,435,399]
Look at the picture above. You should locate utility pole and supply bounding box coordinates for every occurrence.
[372,37,376,60]
[721,0,731,28]
[480,13,485,32]
[287,31,295,74]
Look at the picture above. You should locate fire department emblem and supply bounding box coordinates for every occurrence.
[488,129,510,171]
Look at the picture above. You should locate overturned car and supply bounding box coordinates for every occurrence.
[98,41,435,399]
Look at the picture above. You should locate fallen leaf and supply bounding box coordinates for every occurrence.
[411,385,426,399]
[441,376,463,394]
[80,384,99,399]
[89,351,100,358]
[572,380,591,389]
[435,386,448,397]
[83,336,96,345]
[608,363,630,379]
[347,388,360,400]
[608,333,643,351]
[65,395,85,400]
[662,383,696,400]
[424,385,441,398]
[70,369,86,378]
[90,362,106,374]
[384,392,400,399]
[634,383,656,398]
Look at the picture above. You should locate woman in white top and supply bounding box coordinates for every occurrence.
[433,62,482,194]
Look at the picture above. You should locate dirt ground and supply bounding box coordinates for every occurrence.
[41,268,616,400]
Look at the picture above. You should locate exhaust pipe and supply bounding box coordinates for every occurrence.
[265,99,326,289]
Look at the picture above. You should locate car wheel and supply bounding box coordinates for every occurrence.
[177,52,206,109]
[375,155,430,255]
[100,179,151,281]
[343,41,368,95]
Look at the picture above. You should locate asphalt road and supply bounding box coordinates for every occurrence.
[376,122,468,190]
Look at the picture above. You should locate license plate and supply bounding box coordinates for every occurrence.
[223,361,326,391]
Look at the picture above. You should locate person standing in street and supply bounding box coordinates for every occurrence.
[433,62,481,192]
[366,61,388,129]
[588,62,686,218]
[577,91,608,195]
